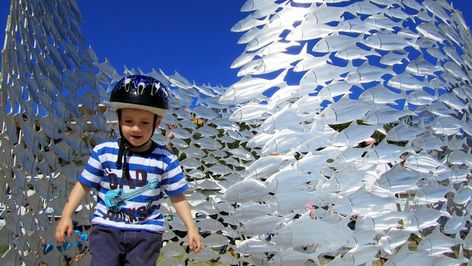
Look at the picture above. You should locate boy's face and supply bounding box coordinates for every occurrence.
[120,108,161,147]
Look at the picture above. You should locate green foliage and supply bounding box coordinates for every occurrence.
[0,245,8,256]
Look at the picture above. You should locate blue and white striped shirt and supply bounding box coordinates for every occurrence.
[78,139,188,233]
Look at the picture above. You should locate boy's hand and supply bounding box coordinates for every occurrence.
[55,216,73,244]
[187,229,203,253]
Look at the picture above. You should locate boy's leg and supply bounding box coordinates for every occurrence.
[89,225,125,265]
[123,230,163,266]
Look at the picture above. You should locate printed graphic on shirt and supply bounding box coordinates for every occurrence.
[104,168,154,223]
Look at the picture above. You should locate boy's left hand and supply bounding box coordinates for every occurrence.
[187,230,203,253]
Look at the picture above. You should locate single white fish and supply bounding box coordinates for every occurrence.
[405,57,441,76]
[387,72,426,90]
[231,50,258,69]
[416,21,446,43]
[245,153,295,179]
[407,89,438,106]
[265,3,312,29]
[385,6,413,20]
[418,227,462,256]
[435,167,469,183]
[380,51,410,66]
[317,81,352,100]
[246,131,274,149]
[236,238,279,254]
[295,57,349,85]
[386,123,423,142]
[337,18,371,34]
[260,107,312,132]
[443,213,468,235]
[297,124,338,151]
[272,217,354,252]
[376,164,422,193]
[196,218,227,233]
[286,22,334,41]
[412,133,444,151]
[447,149,472,167]
[275,190,340,215]
[167,70,193,89]
[289,95,323,116]
[230,102,268,122]
[414,182,450,204]
[364,32,416,51]
[267,84,314,112]
[464,229,472,250]
[359,84,403,104]
[203,233,231,248]
[240,0,275,13]
[293,53,329,72]
[443,61,469,81]
[261,129,312,155]
[403,205,451,231]
[357,211,410,231]
[439,93,467,112]
[265,166,323,193]
[222,179,268,203]
[345,1,384,16]
[327,244,380,266]
[345,186,398,216]
[246,27,283,52]
[267,247,317,266]
[379,229,413,255]
[330,121,378,147]
[335,46,379,60]
[363,109,415,125]
[238,49,302,77]
[364,140,412,163]
[295,146,342,173]
[443,46,464,66]
[239,215,285,236]
[365,13,400,31]
[384,243,433,266]
[424,0,451,23]
[312,34,361,53]
[258,40,301,57]
[318,99,371,125]
[320,166,373,193]
[345,63,393,83]
[404,151,446,174]
[453,185,472,205]
[445,135,467,151]
[184,246,221,263]
[231,13,269,32]
[233,202,275,219]
[220,69,286,104]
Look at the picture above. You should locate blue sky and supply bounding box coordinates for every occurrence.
[0,1,471,87]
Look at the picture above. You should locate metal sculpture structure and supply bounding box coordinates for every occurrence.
[0,0,471,265]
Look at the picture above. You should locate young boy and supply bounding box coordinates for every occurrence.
[55,75,202,265]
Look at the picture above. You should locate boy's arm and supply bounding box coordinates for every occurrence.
[170,193,203,253]
[55,181,91,244]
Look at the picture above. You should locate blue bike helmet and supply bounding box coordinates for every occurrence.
[110,75,169,116]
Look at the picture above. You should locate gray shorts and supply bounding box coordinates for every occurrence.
[89,224,163,266]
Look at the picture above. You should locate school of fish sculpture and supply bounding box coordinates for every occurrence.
[0,0,471,265]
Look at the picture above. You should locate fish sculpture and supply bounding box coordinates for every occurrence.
[1,0,472,265]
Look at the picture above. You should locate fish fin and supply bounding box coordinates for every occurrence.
[298,43,308,60]
[274,69,289,86]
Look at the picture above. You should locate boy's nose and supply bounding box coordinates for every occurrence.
[131,125,141,132]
